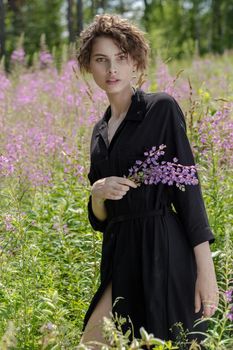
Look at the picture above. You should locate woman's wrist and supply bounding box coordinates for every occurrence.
[91,186,105,205]
[94,196,105,205]
[91,191,107,222]
[194,241,215,274]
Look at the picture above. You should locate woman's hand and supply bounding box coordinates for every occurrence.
[195,269,219,318]
[91,176,138,202]
[194,242,219,318]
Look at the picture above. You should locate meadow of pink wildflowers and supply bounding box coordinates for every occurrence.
[0,46,232,349]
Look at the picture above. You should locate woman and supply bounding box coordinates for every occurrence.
[77,13,219,349]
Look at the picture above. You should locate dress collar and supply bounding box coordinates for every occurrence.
[100,86,146,127]
[96,87,146,150]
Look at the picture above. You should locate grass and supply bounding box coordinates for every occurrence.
[0,49,232,349]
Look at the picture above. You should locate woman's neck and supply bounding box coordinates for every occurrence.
[106,85,135,120]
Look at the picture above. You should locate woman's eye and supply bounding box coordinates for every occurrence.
[95,55,127,63]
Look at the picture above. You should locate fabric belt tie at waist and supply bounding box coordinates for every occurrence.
[107,206,173,227]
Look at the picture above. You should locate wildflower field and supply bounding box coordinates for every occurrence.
[0,48,233,349]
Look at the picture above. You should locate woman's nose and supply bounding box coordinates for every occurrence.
[108,61,117,73]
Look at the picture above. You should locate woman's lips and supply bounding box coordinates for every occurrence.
[106,79,120,85]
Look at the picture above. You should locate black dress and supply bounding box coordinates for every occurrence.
[82,87,215,346]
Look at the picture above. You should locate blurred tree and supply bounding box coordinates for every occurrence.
[189,0,202,55]
[142,0,185,59]
[143,0,163,33]
[86,0,138,18]
[2,0,233,69]
[107,0,136,14]
[23,0,64,52]
[67,0,75,42]
[89,0,107,17]
[143,0,233,58]
[5,0,64,65]
[66,0,83,42]
[211,0,223,53]
[222,0,233,50]
[7,0,26,52]
[98,0,108,12]
[77,0,83,36]
[0,0,5,58]
[91,0,96,17]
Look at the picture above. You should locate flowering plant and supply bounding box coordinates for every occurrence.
[125,144,199,192]
[225,288,233,322]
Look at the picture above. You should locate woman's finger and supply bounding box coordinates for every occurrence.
[111,183,130,192]
[113,176,138,188]
[194,290,201,313]
[110,188,128,197]
[202,301,217,318]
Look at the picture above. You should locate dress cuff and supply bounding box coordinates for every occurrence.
[190,226,215,248]
[87,195,108,232]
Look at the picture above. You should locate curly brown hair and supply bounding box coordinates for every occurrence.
[76,13,150,74]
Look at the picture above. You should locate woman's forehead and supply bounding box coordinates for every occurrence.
[91,36,126,53]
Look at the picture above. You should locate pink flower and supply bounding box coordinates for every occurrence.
[126,144,199,191]
[226,313,233,322]
[11,48,25,64]
[225,289,233,303]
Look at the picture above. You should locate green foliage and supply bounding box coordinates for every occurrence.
[4,0,65,67]
[0,174,103,348]
[143,0,233,60]
[0,52,232,348]
[1,0,233,70]
[193,231,233,349]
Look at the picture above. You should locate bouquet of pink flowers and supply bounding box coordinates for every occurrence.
[124,144,199,192]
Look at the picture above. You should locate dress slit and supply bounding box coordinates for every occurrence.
[82,275,113,334]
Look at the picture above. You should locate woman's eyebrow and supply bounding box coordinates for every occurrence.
[93,52,125,57]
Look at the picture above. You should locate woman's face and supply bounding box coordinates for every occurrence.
[88,36,137,94]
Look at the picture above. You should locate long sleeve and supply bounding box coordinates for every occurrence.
[87,124,108,233]
[87,194,108,232]
[162,95,215,248]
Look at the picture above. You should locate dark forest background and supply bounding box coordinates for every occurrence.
[0,0,233,69]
